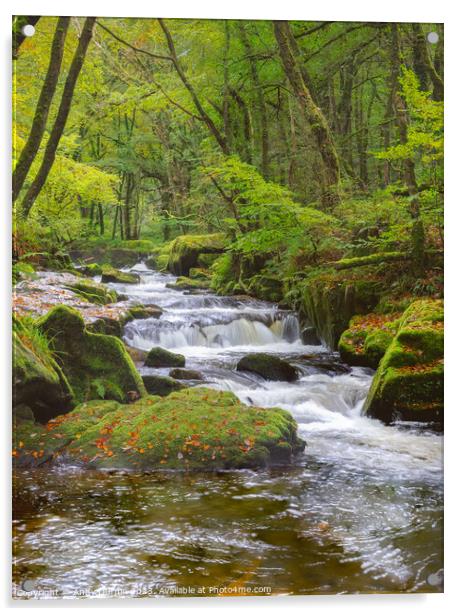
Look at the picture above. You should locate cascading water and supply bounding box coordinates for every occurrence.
[12,262,443,597]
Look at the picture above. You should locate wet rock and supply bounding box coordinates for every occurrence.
[301,326,321,346]
[101,265,140,284]
[123,304,163,322]
[166,276,210,291]
[237,353,298,382]
[125,346,148,363]
[169,368,203,380]
[38,305,145,404]
[364,299,444,426]
[78,263,102,277]
[13,316,73,422]
[338,313,398,369]
[13,388,306,471]
[65,279,118,305]
[142,375,185,396]
[87,316,123,338]
[145,347,186,368]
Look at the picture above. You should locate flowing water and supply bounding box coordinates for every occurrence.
[13,263,443,598]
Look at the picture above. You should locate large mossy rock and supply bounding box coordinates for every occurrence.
[37,305,145,404]
[65,279,118,305]
[338,313,399,369]
[167,233,226,276]
[237,353,298,382]
[364,299,444,426]
[145,347,186,368]
[123,304,163,321]
[13,388,306,471]
[298,268,382,349]
[142,375,185,396]
[166,276,210,291]
[101,265,140,284]
[13,317,73,422]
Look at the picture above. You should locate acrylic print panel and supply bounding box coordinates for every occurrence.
[12,15,444,599]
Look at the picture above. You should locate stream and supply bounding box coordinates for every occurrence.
[12,262,443,598]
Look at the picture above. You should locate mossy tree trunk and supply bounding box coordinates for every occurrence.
[13,17,70,203]
[273,20,341,210]
[21,17,96,218]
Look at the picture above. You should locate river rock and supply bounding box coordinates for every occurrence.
[338,313,398,369]
[169,368,203,380]
[123,304,163,321]
[364,299,444,426]
[79,263,103,277]
[13,388,306,471]
[87,316,123,338]
[65,279,118,305]
[142,375,185,396]
[301,326,321,346]
[145,346,186,368]
[166,276,210,291]
[13,316,73,422]
[38,305,145,404]
[237,353,298,382]
[101,265,140,284]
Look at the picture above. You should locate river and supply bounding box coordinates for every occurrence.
[12,262,443,598]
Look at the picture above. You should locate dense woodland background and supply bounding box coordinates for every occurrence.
[12,17,443,297]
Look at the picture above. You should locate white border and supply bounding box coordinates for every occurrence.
[2,1,461,614]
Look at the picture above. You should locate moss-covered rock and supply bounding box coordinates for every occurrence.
[197,253,220,269]
[65,279,118,305]
[145,347,185,368]
[169,368,203,380]
[86,316,123,338]
[166,276,210,291]
[189,267,211,280]
[167,233,226,276]
[237,353,298,382]
[298,268,382,349]
[37,305,145,404]
[338,313,399,368]
[101,265,140,284]
[13,316,73,422]
[13,261,37,284]
[364,299,444,426]
[13,388,306,471]
[123,304,163,321]
[142,375,185,396]
[79,263,103,277]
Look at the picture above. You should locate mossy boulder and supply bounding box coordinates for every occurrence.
[87,316,123,338]
[145,347,186,368]
[338,313,399,369]
[169,368,203,380]
[13,317,73,422]
[142,375,185,396]
[167,233,226,276]
[13,388,306,471]
[166,276,210,291]
[37,305,145,404]
[123,304,163,321]
[299,268,382,349]
[101,265,140,284]
[79,263,103,277]
[13,261,37,284]
[237,353,298,382]
[364,299,444,426]
[189,267,211,280]
[65,279,118,305]
[197,253,220,269]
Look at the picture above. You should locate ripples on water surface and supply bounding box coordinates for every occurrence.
[12,265,443,598]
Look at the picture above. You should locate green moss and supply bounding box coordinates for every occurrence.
[189,267,211,280]
[13,316,74,422]
[101,265,140,284]
[364,299,444,425]
[145,347,185,368]
[79,263,103,277]
[119,239,155,252]
[65,279,118,305]
[37,305,145,404]
[299,268,383,349]
[123,304,163,321]
[13,261,36,284]
[167,233,226,276]
[167,276,210,290]
[142,375,185,396]
[338,313,399,368]
[14,388,306,471]
[197,253,220,268]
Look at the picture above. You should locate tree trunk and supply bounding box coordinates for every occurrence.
[273,20,341,209]
[13,17,70,202]
[21,17,96,218]
[238,24,270,178]
[411,23,443,101]
[12,16,41,59]
[158,19,229,154]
